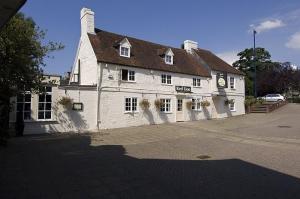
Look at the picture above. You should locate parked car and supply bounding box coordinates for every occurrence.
[263,94,285,102]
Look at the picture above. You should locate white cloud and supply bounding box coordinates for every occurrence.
[250,19,285,33]
[216,51,239,65]
[286,32,300,49]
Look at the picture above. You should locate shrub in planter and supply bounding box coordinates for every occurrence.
[244,96,256,107]
[186,101,193,110]
[139,99,150,110]
[201,100,210,107]
[154,99,162,110]
[58,96,73,109]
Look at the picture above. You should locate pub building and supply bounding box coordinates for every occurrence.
[9,8,245,134]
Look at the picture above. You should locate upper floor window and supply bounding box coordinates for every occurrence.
[119,38,131,58]
[16,92,31,121]
[125,97,137,113]
[38,86,52,120]
[164,48,174,65]
[229,77,235,89]
[192,98,201,111]
[193,78,201,87]
[121,69,135,82]
[161,74,172,85]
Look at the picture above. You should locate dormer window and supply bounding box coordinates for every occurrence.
[120,46,129,57]
[119,38,131,58]
[164,48,174,65]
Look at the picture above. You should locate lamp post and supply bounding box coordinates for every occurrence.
[253,29,257,98]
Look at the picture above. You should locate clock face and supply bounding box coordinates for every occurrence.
[218,78,226,87]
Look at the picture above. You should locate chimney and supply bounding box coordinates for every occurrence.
[80,8,95,35]
[183,40,198,53]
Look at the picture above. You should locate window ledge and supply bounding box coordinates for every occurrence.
[161,84,173,86]
[124,111,139,114]
[121,80,136,83]
[160,112,172,114]
[193,86,202,88]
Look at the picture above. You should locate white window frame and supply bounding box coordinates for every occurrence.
[160,98,171,113]
[229,102,236,112]
[161,74,172,85]
[192,98,202,111]
[165,55,173,65]
[124,97,138,113]
[16,91,32,121]
[121,69,136,82]
[37,86,53,121]
[120,46,130,58]
[229,76,235,89]
[193,78,201,87]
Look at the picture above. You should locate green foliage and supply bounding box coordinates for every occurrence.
[58,97,73,109]
[244,96,256,107]
[139,99,150,110]
[154,99,162,110]
[186,101,193,110]
[200,100,210,107]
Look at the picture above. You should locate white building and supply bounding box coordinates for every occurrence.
[9,8,245,134]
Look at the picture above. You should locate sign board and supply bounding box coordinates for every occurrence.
[216,72,228,88]
[72,103,83,111]
[175,86,192,93]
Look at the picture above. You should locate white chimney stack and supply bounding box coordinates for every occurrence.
[80,8,95,35]
[183,40,198,53]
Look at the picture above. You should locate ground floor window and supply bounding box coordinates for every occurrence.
[16,92,31,120]
[125,97,137,112]
[192,98,201,111]
[38,86,52,120]
[160,99,171,113]
[229,102,235,111]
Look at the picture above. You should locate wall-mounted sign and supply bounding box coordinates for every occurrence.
[72,103,83,111]
[175,86,192,93]
[216,72,228,88]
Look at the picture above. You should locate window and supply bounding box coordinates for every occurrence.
[192,98,201,111]
[165,55,173,65]
[160,99,171,113]
[177,99,183,111]
[229,77,235,89]
[161,74,172,85]
[38,86,52,120]
[229,102,235,111]
[125,97,137,112]
[121,69,135,82]
[16,92,31,120]
[120,46,130,57]
[193,78,201,87]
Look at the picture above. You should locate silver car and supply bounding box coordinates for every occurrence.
[264,94,285,102]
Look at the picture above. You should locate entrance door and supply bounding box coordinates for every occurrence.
[176,98,184,121]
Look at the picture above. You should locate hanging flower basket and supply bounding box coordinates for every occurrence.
[58,97,73,109]
[201,100,210,107]
[139,99,150,110]
[224,99,234,105]
[154,99,162,110]
[186,101,193,110]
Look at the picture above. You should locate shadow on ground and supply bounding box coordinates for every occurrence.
[1,134,300,199]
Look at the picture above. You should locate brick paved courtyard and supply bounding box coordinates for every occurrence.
[1,104,300,198]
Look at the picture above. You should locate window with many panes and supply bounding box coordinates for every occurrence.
[229,77,235,89]
[121,69,135,82]
[120,46,130,57]
[38,86,52,120]
[125,97,137,112]
[165,55,173,65]
[192,98,201,111]
[229,102,235,111]
[16,92,31,120]
[160,99,171,113]
[193,78,201,87]
[161,74,172,85]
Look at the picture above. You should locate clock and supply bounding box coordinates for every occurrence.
[218,78,226,87]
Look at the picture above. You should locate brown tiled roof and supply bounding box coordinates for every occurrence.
[194,48,244,75]
[88,29,211,77]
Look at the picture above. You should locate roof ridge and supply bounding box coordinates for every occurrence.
[94,28,187,52]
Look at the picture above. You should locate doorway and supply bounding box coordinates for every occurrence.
[176,97,184,122]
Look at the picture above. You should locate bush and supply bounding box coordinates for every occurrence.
[186,101,193,110]
[244,96,256,107]
[287,97,300,103]
[139,99,150,110]
[58,97,73,109]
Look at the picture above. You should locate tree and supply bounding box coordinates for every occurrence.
[0,13,63,138]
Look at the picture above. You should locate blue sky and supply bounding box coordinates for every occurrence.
[20,0,300,75]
